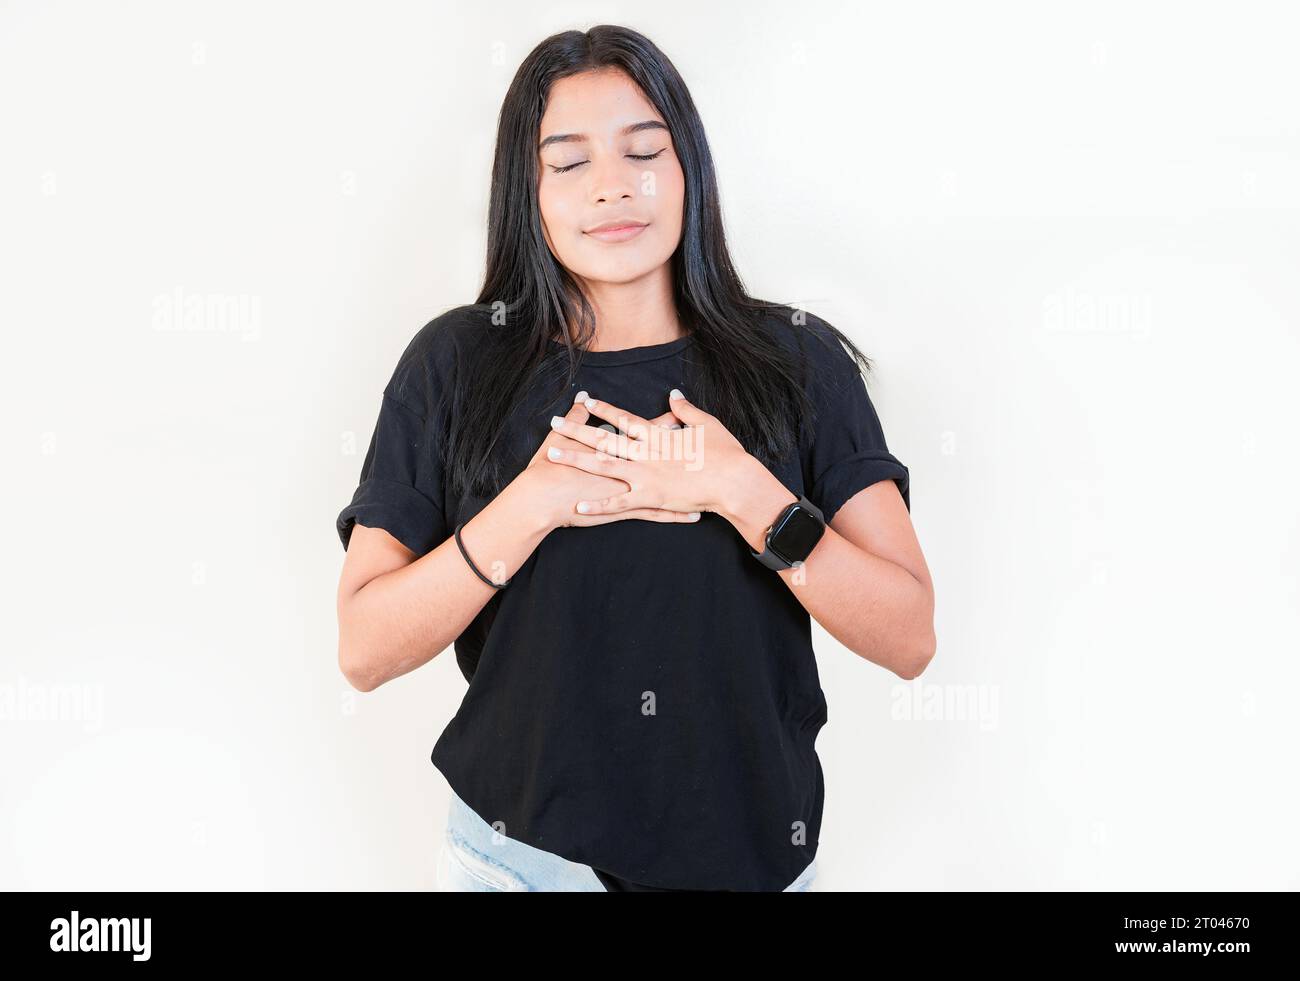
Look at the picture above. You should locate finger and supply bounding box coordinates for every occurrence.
[647,410,684,430]
[548,390,592,429]
[573,488,648,515]
[579,396,654,441]
[532,390,591,463]
[666,388,712,424]
[545,443,634,480]
[549,413,637,458]
[565,389,592,423]
[573,507,701,526]
[548,431,604,453]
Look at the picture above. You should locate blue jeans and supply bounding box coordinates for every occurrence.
[436,786,818,892]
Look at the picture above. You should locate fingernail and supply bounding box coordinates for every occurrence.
[670,388,684,400]
[547,447,561,460]
[577,501,591,513]
[550,415,564,429]
[584,397,597,410]
[688,511,700,520]
[573,390,588,402]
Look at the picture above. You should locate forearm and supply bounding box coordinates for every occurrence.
[718,459,935,679]
[780,526,934,678]
[340,478,550,691]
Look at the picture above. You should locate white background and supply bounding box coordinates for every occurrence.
[2,0,1297,890]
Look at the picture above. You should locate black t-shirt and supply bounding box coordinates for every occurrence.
[336,303,910,891]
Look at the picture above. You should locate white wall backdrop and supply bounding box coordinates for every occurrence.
[2,0,1296,890]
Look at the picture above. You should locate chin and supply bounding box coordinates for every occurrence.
[591,263,664,285]
[582,251,673,279]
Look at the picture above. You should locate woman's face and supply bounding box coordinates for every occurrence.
[537,68,685,288]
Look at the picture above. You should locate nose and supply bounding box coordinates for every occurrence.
[588,152,639,205]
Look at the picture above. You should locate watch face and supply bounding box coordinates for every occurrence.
[770,505,825,563]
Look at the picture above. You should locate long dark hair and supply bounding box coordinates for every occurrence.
[447,24,876,504]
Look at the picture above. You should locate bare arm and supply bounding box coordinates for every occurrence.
[336,477,551,692]
[548,392,936,682]
[720,459,936,680]
[336,398,698,692]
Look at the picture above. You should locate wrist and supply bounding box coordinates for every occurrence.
[501,469,557,539]
[717,456,800,554]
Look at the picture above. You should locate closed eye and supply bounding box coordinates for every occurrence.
[549,148,667,175]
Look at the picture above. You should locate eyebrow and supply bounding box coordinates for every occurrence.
[538,120,669,151]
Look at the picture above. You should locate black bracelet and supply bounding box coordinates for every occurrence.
[454,521,510,589]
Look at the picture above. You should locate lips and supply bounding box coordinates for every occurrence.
[586,219,647,233]
[584,220,649,243]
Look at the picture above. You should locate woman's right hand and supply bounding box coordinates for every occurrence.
[518,391,701,532]
[338,392,696,693]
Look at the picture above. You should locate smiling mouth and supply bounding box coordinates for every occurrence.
[584,222,649,243]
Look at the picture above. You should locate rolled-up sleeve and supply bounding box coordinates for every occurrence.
[802,349,910,524]
[336,392,448,557]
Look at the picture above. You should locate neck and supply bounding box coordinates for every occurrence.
[567,266,685,351]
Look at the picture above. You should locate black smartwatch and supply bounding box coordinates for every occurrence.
[749,494,826,570]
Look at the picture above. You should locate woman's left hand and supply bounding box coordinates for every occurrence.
[544,389,754,518]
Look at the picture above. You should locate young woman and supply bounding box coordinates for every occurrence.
[335,25,935,892]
